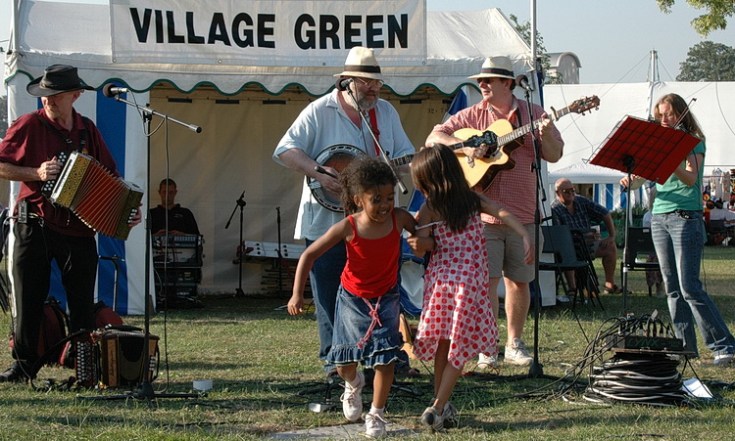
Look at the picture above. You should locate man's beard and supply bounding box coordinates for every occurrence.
[356,96,377,112]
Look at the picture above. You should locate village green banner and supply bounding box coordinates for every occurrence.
[109,0,427,66]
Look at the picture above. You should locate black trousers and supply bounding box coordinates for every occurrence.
[10,221,98,364]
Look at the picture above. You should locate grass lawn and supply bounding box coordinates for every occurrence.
[0,246,734,440]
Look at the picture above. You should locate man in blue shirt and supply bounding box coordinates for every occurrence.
[551,178,619,299]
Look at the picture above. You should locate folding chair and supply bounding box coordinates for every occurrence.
[539,225,602,308]
[620,227,660,296]
[569,230,603,304]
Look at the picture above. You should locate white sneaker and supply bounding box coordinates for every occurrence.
[442,401,458,429]
[340,371,364,422]
[364,412,388,438]
[420,406,444,432]
[714,352,734,366]
[476,353,498,370]
[556,294,571,304]
[504,338,533,366]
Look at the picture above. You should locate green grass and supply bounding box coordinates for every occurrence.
[0,246,734,440]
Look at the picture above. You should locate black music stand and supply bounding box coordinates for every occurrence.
[591,116,700,312]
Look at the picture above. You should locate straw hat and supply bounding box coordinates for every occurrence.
[468,56,515,80]
[334,47,383,80]
[26,64,95,97]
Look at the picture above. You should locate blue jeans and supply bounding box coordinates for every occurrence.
[305,239,346,373]
[651,211,735,357]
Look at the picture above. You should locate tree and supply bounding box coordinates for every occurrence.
[508,15,560,84]
[677,41,735,80]
[656,0,734,36]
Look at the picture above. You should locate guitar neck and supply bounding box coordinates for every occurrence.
[497,105,572,146]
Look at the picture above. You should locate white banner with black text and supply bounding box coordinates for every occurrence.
[110,0,427,66]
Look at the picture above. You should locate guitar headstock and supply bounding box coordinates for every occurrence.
[569,95,600,115]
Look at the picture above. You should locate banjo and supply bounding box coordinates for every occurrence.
[308,144,412,212]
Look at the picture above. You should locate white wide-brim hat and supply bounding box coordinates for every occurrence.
[334,46,383,80]
[468,56,515,80]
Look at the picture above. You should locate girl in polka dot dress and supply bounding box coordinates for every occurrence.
[407,145,533,431]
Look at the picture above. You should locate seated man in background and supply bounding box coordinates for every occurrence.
[551,178,619,300]
[150,178,203,309]
[150,178,200,235]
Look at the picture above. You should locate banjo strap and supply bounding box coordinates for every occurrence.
[368,108,380,157]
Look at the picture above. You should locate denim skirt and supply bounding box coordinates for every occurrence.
[326,284,402,369]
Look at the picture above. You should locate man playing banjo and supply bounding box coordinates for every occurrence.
[273,46,414,379]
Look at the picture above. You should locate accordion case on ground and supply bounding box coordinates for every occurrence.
[50,151,143,240]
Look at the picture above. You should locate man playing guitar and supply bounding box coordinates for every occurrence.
[426,56,564,369]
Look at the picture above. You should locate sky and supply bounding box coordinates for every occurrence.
[1,0,734,88]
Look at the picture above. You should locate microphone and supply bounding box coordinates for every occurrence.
[102,83,129,97]
[336,78,353,91]
[516,74,534,92]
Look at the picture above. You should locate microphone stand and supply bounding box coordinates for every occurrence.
[225,191,247,298]
[276,207,284,296]
[343,87,408,195]
[520,79,546,379]
[84,92,201,401]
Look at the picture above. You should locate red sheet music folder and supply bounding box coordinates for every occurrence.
[591,116,701,184]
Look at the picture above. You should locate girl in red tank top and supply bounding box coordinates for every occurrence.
[288,157,416,436]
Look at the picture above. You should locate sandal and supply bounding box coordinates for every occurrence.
[603,284,621,294]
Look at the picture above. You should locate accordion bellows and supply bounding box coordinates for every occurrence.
[50,151,143,240]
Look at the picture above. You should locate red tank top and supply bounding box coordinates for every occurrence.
[341,212,400,299]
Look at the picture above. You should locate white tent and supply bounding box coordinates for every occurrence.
[544,82,735,174]
[543,81,735,209]
[5,0,544,311]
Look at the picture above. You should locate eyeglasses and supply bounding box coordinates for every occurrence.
[354,77,384,89]
[560,188,575,195]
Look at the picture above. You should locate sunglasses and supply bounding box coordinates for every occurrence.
[560,188,575,195]
[354,77,385,88]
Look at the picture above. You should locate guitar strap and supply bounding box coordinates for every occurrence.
[368,108,381,157]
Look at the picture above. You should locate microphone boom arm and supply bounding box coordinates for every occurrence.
[110,95,202,133]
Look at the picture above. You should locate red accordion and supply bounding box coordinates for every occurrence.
[50,151,143,240]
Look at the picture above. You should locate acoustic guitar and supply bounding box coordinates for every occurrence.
[452,95,600,191]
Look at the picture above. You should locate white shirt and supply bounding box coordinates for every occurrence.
[273,89,414,240]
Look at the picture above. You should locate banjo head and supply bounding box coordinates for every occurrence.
[308,144,366,212]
